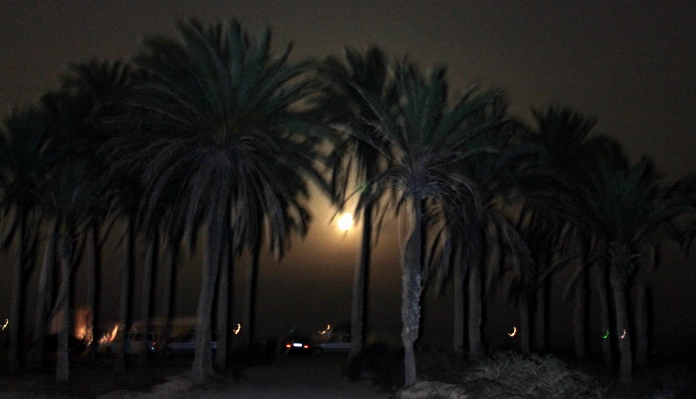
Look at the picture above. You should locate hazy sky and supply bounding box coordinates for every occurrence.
[1,1,695,351]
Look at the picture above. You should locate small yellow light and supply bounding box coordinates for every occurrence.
[1,319,7,330]
[508,327,517,337]
[233,323,241,335]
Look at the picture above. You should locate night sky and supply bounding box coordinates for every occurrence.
[1,1,695,353]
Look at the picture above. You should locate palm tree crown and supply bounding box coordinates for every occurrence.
[347,61,506,386]
[102,18,329,382]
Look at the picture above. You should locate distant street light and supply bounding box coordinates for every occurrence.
[337,213,353,232]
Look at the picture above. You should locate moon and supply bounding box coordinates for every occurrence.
[337,213,353,231]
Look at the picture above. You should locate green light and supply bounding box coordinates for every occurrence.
[602,330,609,339]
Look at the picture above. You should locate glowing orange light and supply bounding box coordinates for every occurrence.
[285,343,291,348]
[98,324,119,345]
[621,329,627,339]
[508,327,517,337]
[319,324,331,334]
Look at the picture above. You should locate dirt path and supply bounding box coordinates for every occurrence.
[99,356,391,399]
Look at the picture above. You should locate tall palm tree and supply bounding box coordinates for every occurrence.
[514,205,564,353]
[102,18,328,383]
[215,210,232,370]
[239,212,261,352]
[572,157,690,383]
[345,62,505,386]
[36,157,102,382]
[0,107,48,374]
[99,169,146,373]
[319,45,396,360]
[522,106,612,360]
[432,120,531,359]
[55,59,135,360]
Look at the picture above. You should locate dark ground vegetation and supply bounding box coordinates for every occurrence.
[1,347,695,398]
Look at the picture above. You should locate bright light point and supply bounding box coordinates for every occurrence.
[602,330,609,339]
[508,327,517,337]
[621,329,627,339]
[1,319,7,330]
[233,323,241,335]
[337,213,353,231]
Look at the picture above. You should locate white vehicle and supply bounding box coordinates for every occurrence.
[315,334,351,353]
[99,331,156,355]
[165,329,217,356]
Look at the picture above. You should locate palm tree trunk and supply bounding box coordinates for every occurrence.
[468,259,485,358]
[597,266,613,363]
[452,263,465,356]
[519,291,530,356]
[192,201,224,383]
[242,236,260,351]
[635,284,648,365]
[8,214,24,375]
[55,231,73,383]
[215,221,230,370]
[27,219,57,370]
[350,202,372,360]
[610,267,632,384]
[400,195,424,387]
[161,243,178,344]
[115,219,133,373]
[86,222,100,362]
[534,282,547,352]
[138,230,156,366]
[573,263,586,359]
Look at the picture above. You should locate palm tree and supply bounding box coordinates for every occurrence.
[439,204,532,359]
[0,107,47,374]
[102,18,328,383]
[215,212,232,370]
[36,156,102,382]
[573,157,690,383]
[514,205,564,353]
[432,120,532,359]
[344,62,505,386]
[522,106,611,360]
[318,45,396,360]
[137,222,158,366]
[100,171,145,373]
[55,59,135,360]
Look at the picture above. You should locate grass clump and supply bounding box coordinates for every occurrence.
[463,351,602,399]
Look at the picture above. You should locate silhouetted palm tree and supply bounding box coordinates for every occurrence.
[514,205,564,353]
[345,62,505,386]
[319,45,396,360]
[572,157,690,383]
[432,119,532,358]
[56,59,135,361]
[102,18,328,383]
[0,107,48,374]
[36,156,103,382]
[522,106,610,360]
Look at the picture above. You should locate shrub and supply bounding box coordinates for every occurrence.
[463,351,602,399]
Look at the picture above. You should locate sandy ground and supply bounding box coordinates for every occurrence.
[94,356,391,399]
